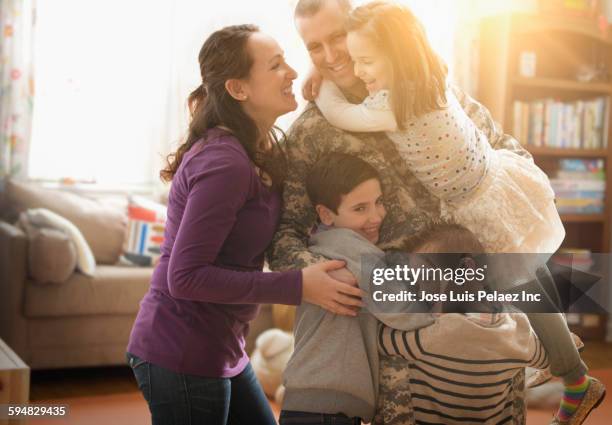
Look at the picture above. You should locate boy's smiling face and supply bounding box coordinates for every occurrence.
[317,178,386,243]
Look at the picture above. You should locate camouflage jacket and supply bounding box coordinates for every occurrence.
[268,86,531,271]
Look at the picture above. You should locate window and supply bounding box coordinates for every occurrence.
[30,0,176,185]
[28,0,460,187]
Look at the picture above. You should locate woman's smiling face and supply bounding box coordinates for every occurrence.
[347,30,392,95]
[240,32,298,128]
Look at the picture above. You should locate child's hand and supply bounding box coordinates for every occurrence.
[301,67,323,101]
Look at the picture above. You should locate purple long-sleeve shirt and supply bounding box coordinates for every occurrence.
[127,127,302,377]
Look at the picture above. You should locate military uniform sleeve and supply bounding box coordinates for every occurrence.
[268,106,330,270]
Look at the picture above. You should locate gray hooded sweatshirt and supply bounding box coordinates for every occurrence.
[281,228,434,421]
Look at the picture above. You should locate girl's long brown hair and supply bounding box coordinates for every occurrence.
[160,24,286,188]
[346,1,448,129]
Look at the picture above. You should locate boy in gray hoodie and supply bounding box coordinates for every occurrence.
[280,153,432,425]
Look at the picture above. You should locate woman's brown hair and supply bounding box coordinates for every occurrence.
[346,1,448,129]
[160,24,286,188]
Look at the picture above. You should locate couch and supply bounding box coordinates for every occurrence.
[0,179,152,369]
[0,180,273,370]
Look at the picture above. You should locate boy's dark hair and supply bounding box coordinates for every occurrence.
[404,221,483,254]
[404,221,484,283]
[405,222,499,314]
[306,153,380,213]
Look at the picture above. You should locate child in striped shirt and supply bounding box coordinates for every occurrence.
[376,224,548,425]
[375,224,601,425]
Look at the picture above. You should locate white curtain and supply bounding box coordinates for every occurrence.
[0,0,36,181]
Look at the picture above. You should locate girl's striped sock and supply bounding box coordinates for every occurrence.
[557,375,591,421]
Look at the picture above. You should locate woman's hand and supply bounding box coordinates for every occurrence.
[327,267,356,285]
[302,260,365,316]
[301,67,323,102]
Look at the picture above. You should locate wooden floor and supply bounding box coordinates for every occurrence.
[30,366,138,400]
[27,341,612,425]
[30,341,612,400]
[580,340,612,370]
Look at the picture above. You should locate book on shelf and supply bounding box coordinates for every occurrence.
[550,159,606,214]
[512,96,610,149]
[555,198,604,214]
[553,248,594,271]
[558,158,604,172]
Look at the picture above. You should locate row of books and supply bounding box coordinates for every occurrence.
[553,248,594,271]
[513,96,610,149]
[550,159,605,214]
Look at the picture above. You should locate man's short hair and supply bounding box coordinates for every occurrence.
[294,0,352,18]
[306,153,380,213]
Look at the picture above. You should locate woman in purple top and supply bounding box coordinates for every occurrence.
[126,25,365,425]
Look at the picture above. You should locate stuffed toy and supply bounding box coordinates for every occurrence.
[251,328,294,405]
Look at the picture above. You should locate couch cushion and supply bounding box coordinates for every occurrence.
[20,209,96,276]
[7,180,127,264]
[28,227,77,284]
[24,265,153,318]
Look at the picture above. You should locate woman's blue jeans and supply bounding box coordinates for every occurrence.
[127,353,276,425]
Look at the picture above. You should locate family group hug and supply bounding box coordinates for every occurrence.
[125,1,607,424]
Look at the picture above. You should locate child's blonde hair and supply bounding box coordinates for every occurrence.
[346,1,448,129]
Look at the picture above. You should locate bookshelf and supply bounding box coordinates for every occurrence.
[512,76,612,94]
[478,13,612,340]
[524,147,607,157]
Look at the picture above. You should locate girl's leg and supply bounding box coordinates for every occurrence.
[227,363,277,425]
[523,268,605,423]
[494,265,586,381]
[127,353,231,425]
[526,313,587,381]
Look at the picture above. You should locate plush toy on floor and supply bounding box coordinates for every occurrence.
[251,328,294,405]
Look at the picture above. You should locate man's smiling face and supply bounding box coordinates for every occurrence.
[295,0,362,92]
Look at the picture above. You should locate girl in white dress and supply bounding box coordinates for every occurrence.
[312,3,606,424]
[314,0,565,255]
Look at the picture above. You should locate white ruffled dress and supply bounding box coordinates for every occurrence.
[316,81,565,253]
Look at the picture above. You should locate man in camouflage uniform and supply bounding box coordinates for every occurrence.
[269,0,529,423]
[269,0,531,269]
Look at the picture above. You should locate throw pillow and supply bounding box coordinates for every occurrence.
[28,227,78,284]
[23,208,96,276]
[125,196,166,266]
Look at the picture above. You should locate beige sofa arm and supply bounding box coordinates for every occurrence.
[0,221,29,358]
